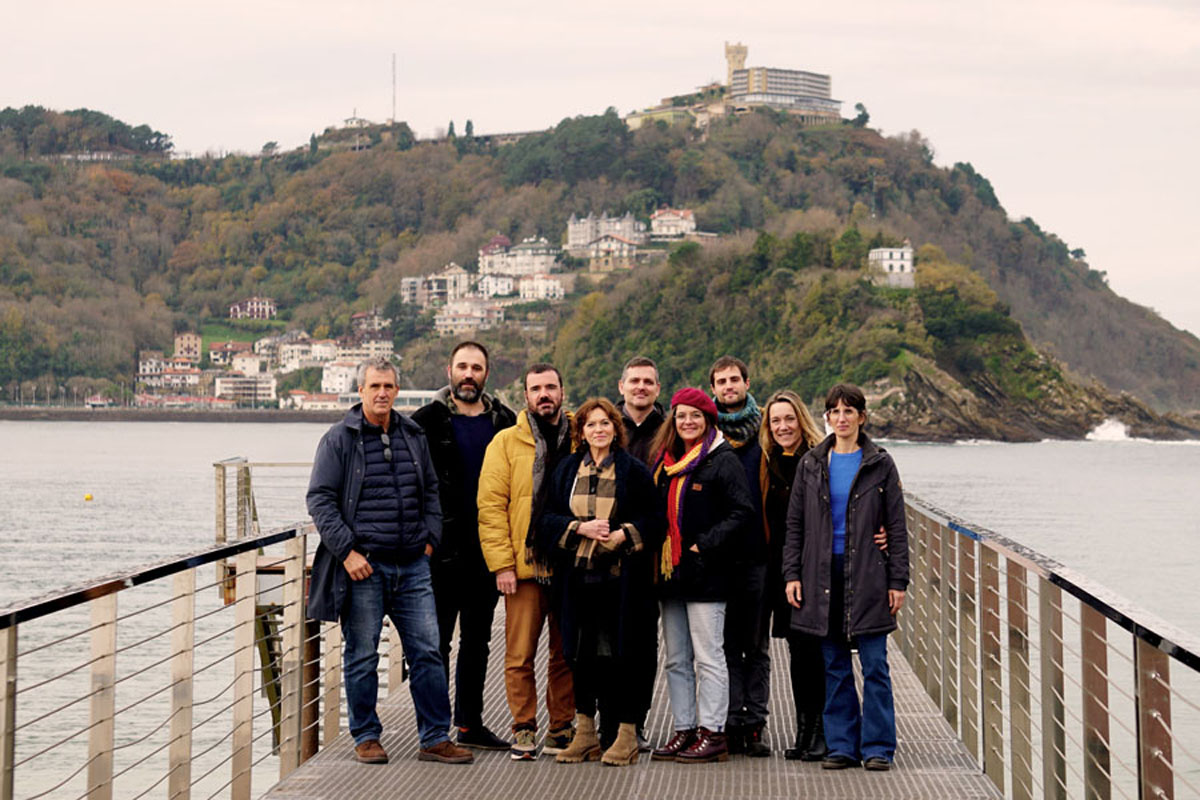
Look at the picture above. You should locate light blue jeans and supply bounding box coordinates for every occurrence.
[660,599,728,731]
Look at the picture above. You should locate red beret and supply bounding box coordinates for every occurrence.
[670,387,718,418]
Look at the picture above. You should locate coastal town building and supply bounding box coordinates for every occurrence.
[231,352,268,375]
[726,42,842,123]
[310,339,338,362]
[650,208,697,239]
[869,240,915,288]
[173,332,202,364]
[214,373,277,405]
[335,334,394,363]
[479,236,560,275]
[477,274,516,298]
[586,234,639,271]
[321,361,359,395]
[350,308,391,333]
[228,296,277,320]
[566,213,647,253]
[208,340,253,366]
[518,274,565,301]
[433,299,504,335]
[399,263,475,308]
[138,350,166,379]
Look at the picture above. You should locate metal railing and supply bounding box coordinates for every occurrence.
[0,524,349,800]
[899,498,1200,800]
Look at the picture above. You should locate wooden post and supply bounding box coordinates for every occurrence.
[912,514,929,689]
[214,463,227,545]
[322,623,342,746]
[279,536,305,779]
[898,507,918,662]
[959,534,980,763]
[87,593,118,800]
[302,620,320,761]
[232,550,257,800]
[0,626,16,800]
[236,464,250,540]
[926,520,944,703]
[1039,581,1067,800]
[168,570,196,800]
[1080,604,1111,800]
[1135,637,1172,800]
[979,546,1004,794]
[1007,561,1032,800]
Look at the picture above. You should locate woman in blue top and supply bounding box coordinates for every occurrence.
[781,383,909,771]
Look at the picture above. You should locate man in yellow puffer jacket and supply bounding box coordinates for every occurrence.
[477,363,576,760]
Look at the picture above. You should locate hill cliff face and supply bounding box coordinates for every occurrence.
[1,107,1197,431]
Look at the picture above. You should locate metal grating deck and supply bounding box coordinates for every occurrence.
[263,607,1000,800]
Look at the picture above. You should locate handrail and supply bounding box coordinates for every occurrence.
[0,525,306,632]
[908,496,1200,673]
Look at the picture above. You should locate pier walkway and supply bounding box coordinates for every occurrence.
[263,610,999,800]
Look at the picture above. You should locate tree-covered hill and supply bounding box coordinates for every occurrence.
[1,106,1197,420]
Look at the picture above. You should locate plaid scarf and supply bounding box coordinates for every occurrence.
[655,428,723,579]
[524,412,571,581]
[716,393,761,447]
[561,452,642,575]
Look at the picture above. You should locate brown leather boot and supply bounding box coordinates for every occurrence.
[556,714,601,763]
[354,739,389,764]
[676,727,728,763]
[601,723,639,766]
[651,728,697,761]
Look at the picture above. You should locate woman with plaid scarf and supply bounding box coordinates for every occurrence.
[648,388,756,764]
[538,397,662,766]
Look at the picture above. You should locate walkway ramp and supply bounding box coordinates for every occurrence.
[264,610,999,800]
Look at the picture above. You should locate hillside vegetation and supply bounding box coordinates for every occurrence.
[1,106,1197,421]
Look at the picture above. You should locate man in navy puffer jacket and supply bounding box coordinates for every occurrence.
[306,356,473,766]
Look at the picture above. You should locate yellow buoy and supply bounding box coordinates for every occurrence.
[84,494,93,502]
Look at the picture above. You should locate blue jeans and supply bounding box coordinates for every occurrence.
[821,632,896,762]
[660,599,728,731]
[341,556,452,748]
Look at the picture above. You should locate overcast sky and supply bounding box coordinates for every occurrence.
[5,0,1199,336]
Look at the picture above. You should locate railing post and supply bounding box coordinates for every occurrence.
[236,463,251,539]
[1,625,16,800]
[959,533,980,763]
[87,593,118,800]
[1039,581,1067,800]
[302,620,320,761]
[1135,637,1172,800]
[279,534,306,779]
[1007,561,1032,800]
[387,622,404,697]
[168,569,196,800]
[927,519,944,705]
[1081,604,1111,800]
[322,623,342,746]
[940,521,959,730]
[898,508,917,663]
[912,513,930,690]
[979,546,1005,794]
[214,462,227,545]
[232,550,257,800]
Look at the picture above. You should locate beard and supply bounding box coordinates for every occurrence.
[529,398,562,421]
[452,378,482,403]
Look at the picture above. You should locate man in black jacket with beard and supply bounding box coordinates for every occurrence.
[412,341,516,750]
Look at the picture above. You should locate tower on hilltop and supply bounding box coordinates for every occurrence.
[725,41,747,87]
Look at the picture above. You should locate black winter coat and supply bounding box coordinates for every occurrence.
[305,405,442,622]
[654,441,755,602]
[782,433,909,638]
[537,448,663,663]
[411,389,516,566]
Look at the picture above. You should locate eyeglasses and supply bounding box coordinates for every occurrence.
[380,432,392,461]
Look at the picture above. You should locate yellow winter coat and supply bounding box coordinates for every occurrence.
[477,409,573,580]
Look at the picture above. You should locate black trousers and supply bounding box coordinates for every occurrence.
[725,561,771,728]
[431,555,500,729]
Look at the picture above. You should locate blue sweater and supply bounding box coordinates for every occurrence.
[829,449,863,556]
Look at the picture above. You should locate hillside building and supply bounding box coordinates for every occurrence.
[868,240,915,288]
[650,208,697,239]
[321,361,360,395]
[479,236,560,276]
[231,352,268,375]
[350,308,391,333]
[434,299,505,335]
[586,234,639,271]
[214,373,277,405]
[208,340,253,366]
[173,332,202,364]
[518,274,565,301]
[229,296,277,320]
[726,42,842,123]
[477,274,516,298]
[336,334,394,363]
[567,213,647,253]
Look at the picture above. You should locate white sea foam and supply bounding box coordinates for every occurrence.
[1086,418,1129,441]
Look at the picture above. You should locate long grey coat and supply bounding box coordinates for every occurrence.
[781,432,909,639]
